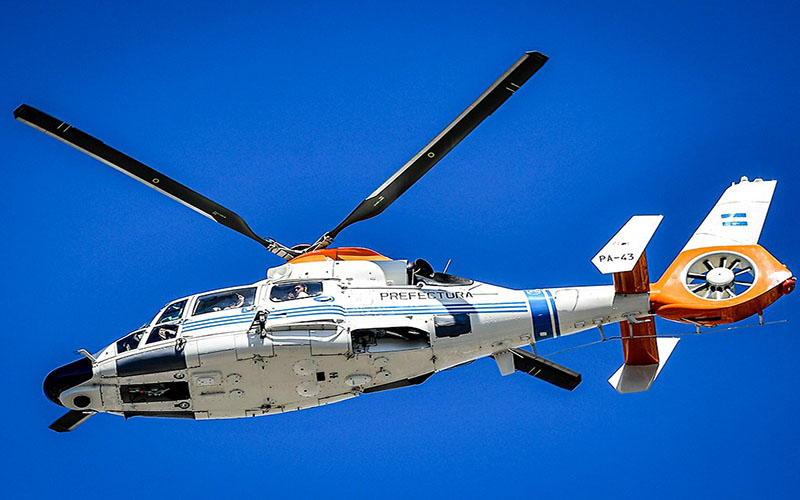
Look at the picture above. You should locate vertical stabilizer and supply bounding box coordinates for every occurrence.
[682,177,776,251]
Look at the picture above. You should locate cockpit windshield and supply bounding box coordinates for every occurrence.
[145,324,179,344]
[156,299,187,324]
[116,330,144,353]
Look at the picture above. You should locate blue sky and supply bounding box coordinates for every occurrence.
[2,2,798,498]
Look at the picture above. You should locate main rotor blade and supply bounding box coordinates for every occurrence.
[319,51,548,246]
[14,105,295,258]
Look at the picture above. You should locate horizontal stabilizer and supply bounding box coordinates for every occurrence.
[608,337,679,393]
[49,410,94,432]
[509,348,582,390]
[592,215,663,274]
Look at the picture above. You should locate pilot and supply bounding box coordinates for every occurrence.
[223,293,246,310]
[156,327,176,341]
[293,284,309,299]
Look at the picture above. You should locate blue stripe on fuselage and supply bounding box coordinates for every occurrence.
[180,300,529,334]
[543,289,561,336]
[525,289,555,341]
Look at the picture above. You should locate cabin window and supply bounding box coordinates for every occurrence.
[407,258,473,286]
[351,326,430,354]
[120,382,190,403]
[434,314,472,338]
[145,324,179,345]
[116,330,145,353]
[156,299,187,324]
[270,282,323,302]
[194,287,256,316]
[415,272,473,286]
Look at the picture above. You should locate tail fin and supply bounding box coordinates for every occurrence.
[682,176,776,251]
[652,177,794,326]
[592,215,679,393]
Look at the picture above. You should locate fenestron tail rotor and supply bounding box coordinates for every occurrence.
[684,251,756,300]
[15,51,548,260]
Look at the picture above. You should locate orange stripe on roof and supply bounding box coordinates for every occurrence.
[288,247,392,264]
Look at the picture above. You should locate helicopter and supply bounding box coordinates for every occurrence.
[16,51,795,432]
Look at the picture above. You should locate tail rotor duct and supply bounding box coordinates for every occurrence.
[684,251,756,300]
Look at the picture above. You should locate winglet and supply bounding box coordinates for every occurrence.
[592,215,663,274]
[608,337,679,393]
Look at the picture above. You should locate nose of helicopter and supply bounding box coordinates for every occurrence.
[43,358,94,406]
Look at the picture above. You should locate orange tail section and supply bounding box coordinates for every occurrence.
[596,177,794,393]
[651,177,793,326]
[651,245,793,326]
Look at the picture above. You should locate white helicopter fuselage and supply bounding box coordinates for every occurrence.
[57,257,650,421]
[24,53,794,433]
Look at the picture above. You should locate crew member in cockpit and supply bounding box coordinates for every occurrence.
[227,293,245,309]
[292,284,309,299]
[214,292,246,312]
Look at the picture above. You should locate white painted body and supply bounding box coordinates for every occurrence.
[62,258,651,422]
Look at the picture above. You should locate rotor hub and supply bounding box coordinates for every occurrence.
[706,267,734,287]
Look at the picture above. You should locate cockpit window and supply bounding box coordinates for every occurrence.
[270,282,323,302]
[408,258,473,286]
[193,287,256,316]
[415,273,474,286]
[116,330,144,353]
[156,299,187,325]
[146,324,179,345]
